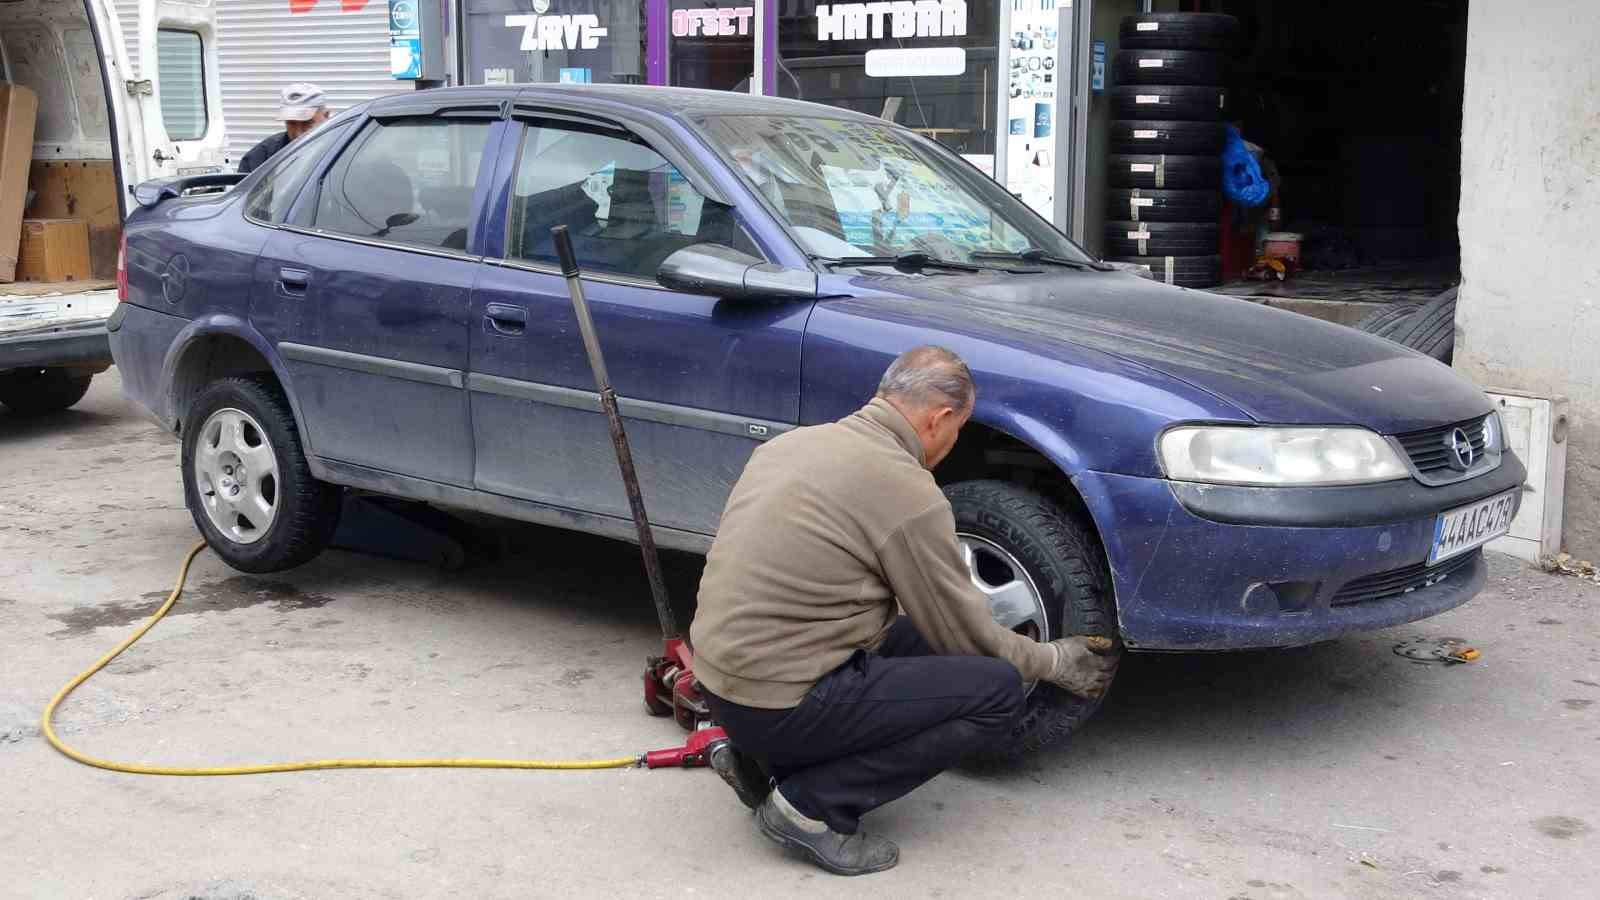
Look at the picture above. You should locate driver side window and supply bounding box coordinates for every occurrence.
[506,120,758,279]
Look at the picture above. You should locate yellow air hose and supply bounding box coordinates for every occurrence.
[42,540,644,775]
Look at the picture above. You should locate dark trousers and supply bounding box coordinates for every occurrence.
[704,617,1025,834]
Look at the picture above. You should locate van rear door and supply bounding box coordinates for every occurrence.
[134,0,226,178]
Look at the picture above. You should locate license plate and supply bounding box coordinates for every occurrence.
[177,165,221,176]
[1429,490,1516,564]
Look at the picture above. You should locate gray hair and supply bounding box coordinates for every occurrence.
[876,346,975,411]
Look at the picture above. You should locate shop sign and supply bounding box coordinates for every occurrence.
[672,7,756,37]
[815,1,969,42]
[505,12,609,51]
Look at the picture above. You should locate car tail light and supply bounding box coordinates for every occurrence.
[116,234,128,301]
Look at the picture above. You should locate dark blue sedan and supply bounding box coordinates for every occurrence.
[109,85,1524,754]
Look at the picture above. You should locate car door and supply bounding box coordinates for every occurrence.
[467,106,812,535]
[251,99,500,488]
[135,0,227,177]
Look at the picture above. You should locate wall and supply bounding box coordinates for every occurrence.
[1455,0,1600,557]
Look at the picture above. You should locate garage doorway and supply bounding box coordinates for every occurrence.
[1208,0,1469,306]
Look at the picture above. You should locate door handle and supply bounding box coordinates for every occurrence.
[484,303,527,336]
[277,267,310,298]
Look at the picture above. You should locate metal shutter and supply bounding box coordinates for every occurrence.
[217,0,407,161]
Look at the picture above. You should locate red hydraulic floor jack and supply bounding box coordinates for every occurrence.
[551,227,727,769]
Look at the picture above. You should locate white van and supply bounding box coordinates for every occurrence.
[1,0,224,413]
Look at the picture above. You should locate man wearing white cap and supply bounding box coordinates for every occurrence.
[238,82,331,174]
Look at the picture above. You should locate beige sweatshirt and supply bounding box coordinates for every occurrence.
[690,398,1057,709]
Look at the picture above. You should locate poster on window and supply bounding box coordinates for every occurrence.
[1004,0,1065,217]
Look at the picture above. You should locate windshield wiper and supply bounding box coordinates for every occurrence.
[816,252,1033,274]
[969,248,1114,271]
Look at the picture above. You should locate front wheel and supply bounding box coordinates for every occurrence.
[181,376,341,573]
[946,480,1121,761]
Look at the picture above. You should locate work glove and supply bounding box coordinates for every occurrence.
[1045,635,1118,698]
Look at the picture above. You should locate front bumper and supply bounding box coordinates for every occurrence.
[1074,453,1525,651]
[0,319,112,373]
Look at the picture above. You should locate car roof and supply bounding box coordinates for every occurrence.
[367,83,882,124]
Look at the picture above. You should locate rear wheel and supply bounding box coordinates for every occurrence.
[946,480,1120,761]
[0,367,93,414]
[182,376,341,573]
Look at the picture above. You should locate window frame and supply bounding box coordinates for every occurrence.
[494,115,769,291]
[240,119,354,227]
[155,28,209,142]
[287,114,496,260]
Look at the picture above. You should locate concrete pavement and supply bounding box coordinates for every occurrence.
[2,371,1596,898]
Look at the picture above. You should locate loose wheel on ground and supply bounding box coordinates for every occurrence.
[1108,254,1222,289]
[1110,120,1227,155]
[1112,49,1227,86]
[1103,220,1220,257]
[946,480,1120,761]
[1108,188,1221,223]
[0,367,94,414]
[1353,303,1423,337]
[181,375,342,573]
[1108,154,1221,190]
[1110,85,1229,121]
[1119,12,1241,51]
[1388,288,1459,363]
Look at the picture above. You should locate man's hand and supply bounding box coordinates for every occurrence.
[1045,635,1118,698]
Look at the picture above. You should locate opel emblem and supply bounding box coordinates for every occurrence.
[1444,427,1475,471]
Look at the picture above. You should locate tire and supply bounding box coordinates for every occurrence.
[1110,85,1228,121]
[181,376,342,573]
[1389,288,1459,362]
[1103,220,1219,257]
[1107,188,1221,223]
[1109,120,1226,155]
[0,367,93,414]
[1353,303,1422,337]
[945,480,1120,761]
[1107,254,1222,289]
[1108,154,1220,190]
[1119,12,1241,51]
[1113,49,1226,86]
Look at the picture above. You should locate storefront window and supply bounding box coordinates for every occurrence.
[464,0,646,85]
[774,0,999,173]
[668,0,756,90]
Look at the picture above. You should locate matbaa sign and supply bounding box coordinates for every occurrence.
[816,1,968,41]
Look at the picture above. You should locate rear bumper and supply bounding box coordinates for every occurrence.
[0,319,111,373]
[107,303,189,428]
[1075,458,1523,651]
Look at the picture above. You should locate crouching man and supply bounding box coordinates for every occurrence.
[691,346,1115,876]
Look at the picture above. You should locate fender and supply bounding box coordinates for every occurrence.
[159,313,318,459]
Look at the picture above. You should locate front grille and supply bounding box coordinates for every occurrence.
[1330,549,1481,607]
[1394,417,1488,479]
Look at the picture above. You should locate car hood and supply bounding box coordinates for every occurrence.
[832,269,1490,434]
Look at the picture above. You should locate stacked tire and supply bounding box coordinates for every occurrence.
[1104,12,1239,289]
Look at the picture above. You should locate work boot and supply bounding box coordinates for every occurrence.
[708,738,770,810]
[755,787,899,876]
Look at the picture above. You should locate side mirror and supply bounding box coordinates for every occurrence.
[657,244,818,301]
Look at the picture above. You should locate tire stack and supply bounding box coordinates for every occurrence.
[1103,12,1240,289]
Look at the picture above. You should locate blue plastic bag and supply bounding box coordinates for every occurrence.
[1221,125,1270,208]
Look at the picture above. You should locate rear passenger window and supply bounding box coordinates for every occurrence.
[156,29,207,141]
[243,121,351,224]
[507,122,754,279]
[310,118,491,252]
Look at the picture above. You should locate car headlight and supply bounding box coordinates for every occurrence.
[1159,426,1411,486]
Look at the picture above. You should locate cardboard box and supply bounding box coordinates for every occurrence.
[0,83,40,283]
[16,218,92,283]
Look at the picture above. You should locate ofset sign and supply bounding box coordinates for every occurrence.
[672,7,755,37]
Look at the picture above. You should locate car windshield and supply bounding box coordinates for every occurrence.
[696,114,1094,267]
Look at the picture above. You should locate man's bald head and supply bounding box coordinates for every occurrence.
[876,346,975,414]
[876,347,975,469]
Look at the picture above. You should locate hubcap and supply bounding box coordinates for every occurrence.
[958,534,1051,642]
[193,407,279,545]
